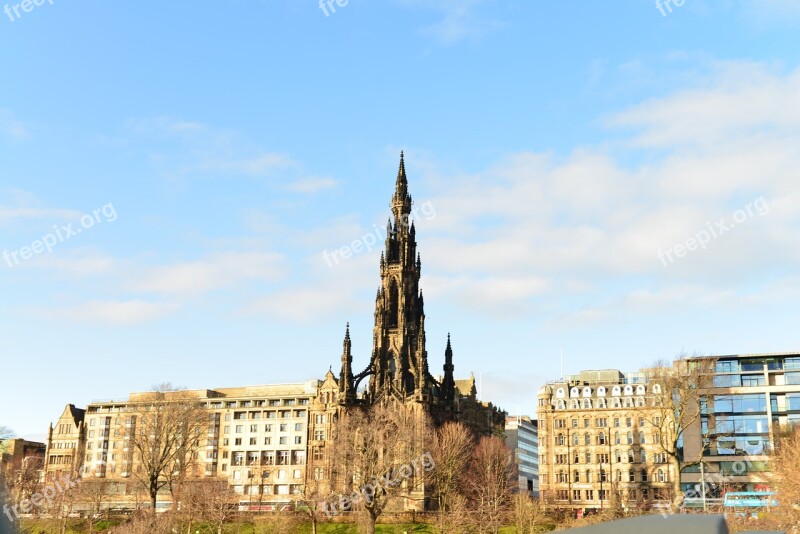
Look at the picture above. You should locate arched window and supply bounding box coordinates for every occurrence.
[571,399,580,409]
[627,431,633,445]
[628,469,635,482]
[556,400,565,410]
[583,399,592,409]
[624,397,633,408]
[584,433,591,446]
[639,432,646,444]
[572,433,579,446]
[627,449,634,463]
[586,470,592,483]
[388,279,399,327]
[636,397,645,407]
[573,452,580,464]
[597,398,607,408]
[641,469,648,482]
[614,449,621,463]
[585,450,592,463]
[612,398,621,408]
[570,387,580,398]
[597,386,607,397]
[558,470,566,483]
[574,470,580,483]
[653,384,662,394]
[614,431,620,445]
[600,469,608,482]
[598,432,606,445]
[657,469,666,482]
[640,449,647,463]
[616,469,622,482]
[557,434,565,446]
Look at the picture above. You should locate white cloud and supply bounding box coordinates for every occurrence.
[132,251,286,295]
[0,109,30,140]
[45,300,181,325]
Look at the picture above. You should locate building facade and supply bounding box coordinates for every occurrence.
[679,352,800,500]
[537,369,674,514]
[505,416,539,497]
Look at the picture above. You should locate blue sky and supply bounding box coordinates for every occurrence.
[2,0,800,440]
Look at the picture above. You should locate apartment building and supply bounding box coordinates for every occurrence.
[537,370,674,514]
[680,352,800,498]
[505,416,539,497]
[46,381,318,509]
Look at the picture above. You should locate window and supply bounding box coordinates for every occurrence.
[657,469,666,482]
[295,423,303,431]
[250,424,258,432]
[235,425,243,433]
[596,418,607,427]
[627,449,634,463]
[574,470,580,483]
[555,419,566,429]
[641,469,648,482]
[614,417,620,428]
[313,467,325,480]
[597,398,607,408]
[294,436,302,445]
[572,433,579,446]
[572,489,581,501]
[615,432,620,445]
[627,432,633,444]
[584,433,591,446]
[639,417,645,427]
[280,424,288,432]
[586,489,594,500]
[585,470,592,483]
[249,437,257,446]
[585,451,592,463]
[599,469,607,482]
[598,432,606,445]
[279,437,287,445]
[640,449,646,463]
[265,424,272,432]
[614,449,621,463]
[572,418,578,428]
[235,438,242,446]
[314,430,325,441]
[583,418,590,428]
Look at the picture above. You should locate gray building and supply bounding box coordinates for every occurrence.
[506,415,539,497]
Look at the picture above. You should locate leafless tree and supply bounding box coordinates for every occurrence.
[76,480,113,533]
[511,493,547,534]
[119,384,208,517]
[328,401,432,534]
[467,435,514,534]
[295,472,332,534]
[429,421,474,533]
[181,477,238,534]
[770,424,800,531]
[644,356,717,510]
